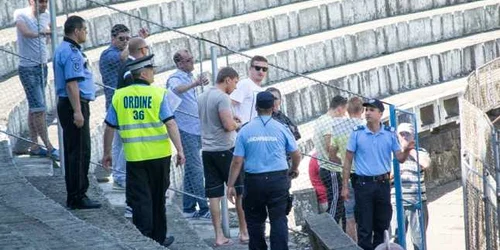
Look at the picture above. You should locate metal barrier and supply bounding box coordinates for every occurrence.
[460,58,500,250]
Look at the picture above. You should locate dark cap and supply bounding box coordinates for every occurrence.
[256,91,275,109]
[362,98,384,112]
[126,54,156,73]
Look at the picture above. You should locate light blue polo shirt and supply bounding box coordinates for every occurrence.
[234,115,298,174]
[54,37,95,100]
[346,124,401,176]
[167,70,200,135]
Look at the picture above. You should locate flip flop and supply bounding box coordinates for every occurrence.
[213,239,234,248]
[238,233,249,244]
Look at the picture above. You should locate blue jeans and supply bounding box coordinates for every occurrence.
[180,130,208,214]
[18,65,48,113]
[391,202,429,250]
[244,170,290,250]
[112,130,126,186]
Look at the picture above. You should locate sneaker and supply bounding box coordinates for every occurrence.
[182,211,197,219]
[29,148,48,157]
[124,206,132,218]
[197,211,212,221]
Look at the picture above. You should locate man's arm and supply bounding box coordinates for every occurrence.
[66,81,84,128]
[227,155,244,204]
[102,125,115,170]
[288,150,301,178]
[342,151,353,188]
[165,119,185,165]
[171,76,208,94]
[395,140,415,163]
[219,109,240,132]
[16,20,50,38]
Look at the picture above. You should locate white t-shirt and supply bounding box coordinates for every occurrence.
[229,78,264,124]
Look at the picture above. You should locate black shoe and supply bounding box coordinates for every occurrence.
[69,197,102,210]
[162,236,175,247]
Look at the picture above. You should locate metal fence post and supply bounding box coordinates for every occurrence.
[412,114,427,250]
[493,129,500,242]
[211,46,230,238]
[50,0,65,174]
[389,105,406,249]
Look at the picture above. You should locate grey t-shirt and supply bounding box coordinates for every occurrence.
[14,7,50,66]
[198,87,236,151]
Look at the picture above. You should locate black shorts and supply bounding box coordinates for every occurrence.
[202,149,243,198]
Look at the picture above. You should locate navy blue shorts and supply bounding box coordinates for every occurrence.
[202,149,243,198]
[18,65,48,113]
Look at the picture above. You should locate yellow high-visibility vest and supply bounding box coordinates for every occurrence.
[112,84,172,162]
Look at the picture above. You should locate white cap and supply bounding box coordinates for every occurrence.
[397,123,414,134]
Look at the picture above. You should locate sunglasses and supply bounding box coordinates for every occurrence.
[252,65,268,72]
[117,36,130,42]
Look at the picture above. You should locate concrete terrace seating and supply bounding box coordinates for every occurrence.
[0,0,309,78]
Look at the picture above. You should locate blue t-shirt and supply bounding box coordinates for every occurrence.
[54,37,95,100]
[234,115,298,174]
[105,83,174,128]
[346,124,401,176]
[99,45,123,110]
[167,70,200,135]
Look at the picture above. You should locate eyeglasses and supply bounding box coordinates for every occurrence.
[252,65,268,72]
[117,36,130,42]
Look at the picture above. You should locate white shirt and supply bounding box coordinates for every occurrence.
[229,78,264,124]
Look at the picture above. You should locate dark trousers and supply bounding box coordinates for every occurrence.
[244,170,290,250]
[354,178,392,250]
[57,98,91,207]
[319,168,346,230]
[126,157,171,244]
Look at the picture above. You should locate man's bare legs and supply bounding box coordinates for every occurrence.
[235,194,249,242]
[209,197,231,245]
[29,112,54,154]
[346,218,357,242]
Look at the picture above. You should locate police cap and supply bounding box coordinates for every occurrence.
[256,91,275,109]
[126,54,156,73]
[362,98,385,112]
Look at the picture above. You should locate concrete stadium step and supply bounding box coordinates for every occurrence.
[0,0,481,79]
[150,0,500,85]
[0,0,309,78]
[0,141,163,249]
[13,155,54,177]
[269,29,500,125]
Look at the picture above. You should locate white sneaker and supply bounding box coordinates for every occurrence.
[124,206,132,218]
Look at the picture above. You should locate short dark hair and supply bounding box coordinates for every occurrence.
[111,24,130,37]
[347,96,364,115]
[329,95,347,110]
[216,67,239,83]
[64,16,86,35]
[250,55,268,67]
[266,87,281,99]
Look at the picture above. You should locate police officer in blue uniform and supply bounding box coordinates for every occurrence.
[227,91,302,250]
[54,16,101,209]
[341,99,414,250]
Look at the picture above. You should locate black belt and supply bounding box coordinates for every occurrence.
[354,173,390,182]
[59,96,90,103]
[245,170,288,177]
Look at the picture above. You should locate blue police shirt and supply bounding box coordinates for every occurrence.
[233,115,298,174]
[166,70,200,135]
[105,82,174,128]
[54,37,95,100]
[99,45,123,110]
[346,124,401,176]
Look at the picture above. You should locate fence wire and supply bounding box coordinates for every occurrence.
[0,0,434,246]
[461,57,500,250]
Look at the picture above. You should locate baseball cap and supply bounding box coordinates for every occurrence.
[397,123,415,135]
[362,99,385,112]
[256,91,275,109]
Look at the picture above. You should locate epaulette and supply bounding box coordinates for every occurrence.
[353,125,365,131]
[384,125,396,132]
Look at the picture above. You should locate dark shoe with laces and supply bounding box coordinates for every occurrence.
[69,197,102,210]
[162,236,175,247]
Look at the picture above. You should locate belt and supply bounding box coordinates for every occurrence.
[59,96,90,103]
[354,173,390,182]
[245,170,288,177]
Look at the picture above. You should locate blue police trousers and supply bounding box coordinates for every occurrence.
[244,170,290,250]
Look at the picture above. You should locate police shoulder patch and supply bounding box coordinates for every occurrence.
[384,125,395,132]
[353,125,365,131]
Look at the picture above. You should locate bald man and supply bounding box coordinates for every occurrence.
[117,37,150,89]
